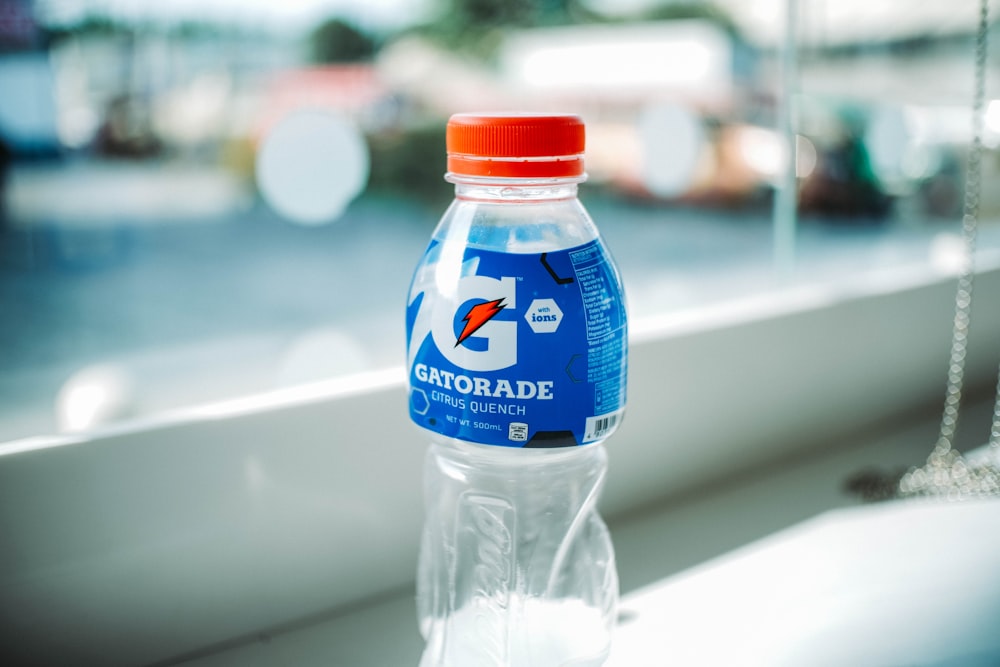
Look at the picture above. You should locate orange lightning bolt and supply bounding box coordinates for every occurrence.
[456,299,506,347]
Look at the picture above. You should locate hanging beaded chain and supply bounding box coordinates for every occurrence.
[896,0,1000,499]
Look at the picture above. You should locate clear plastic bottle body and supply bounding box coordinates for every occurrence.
[418,439,616,667]
[414,177,620,667]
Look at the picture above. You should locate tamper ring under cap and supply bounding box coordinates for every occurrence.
[446,113,585,178]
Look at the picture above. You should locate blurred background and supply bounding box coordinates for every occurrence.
[2,0,1000,441]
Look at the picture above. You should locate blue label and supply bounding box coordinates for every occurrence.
[406,239,627,447]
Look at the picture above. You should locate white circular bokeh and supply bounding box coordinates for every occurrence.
[256,109,369,225]
[55,363,136,432]
[637,103,705,199]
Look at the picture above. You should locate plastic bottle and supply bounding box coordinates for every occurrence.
[405,113,627,667]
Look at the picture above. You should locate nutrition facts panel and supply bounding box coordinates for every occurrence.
[570,241,627,417]
[570,243,626,342]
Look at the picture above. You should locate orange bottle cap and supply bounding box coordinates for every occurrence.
[446,113,585,179]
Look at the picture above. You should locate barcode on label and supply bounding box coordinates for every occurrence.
[584,410,623,442]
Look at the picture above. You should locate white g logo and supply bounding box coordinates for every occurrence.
[408,251,519,374]
[433,275,517,372]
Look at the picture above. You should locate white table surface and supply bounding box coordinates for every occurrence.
[176,398,1000,667]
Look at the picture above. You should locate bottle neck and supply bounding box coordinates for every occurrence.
[447,174,583,203]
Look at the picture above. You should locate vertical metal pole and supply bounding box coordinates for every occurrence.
[773,0,799,278]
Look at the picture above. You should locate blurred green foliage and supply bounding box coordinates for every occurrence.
[309,18,377,64]
[417,0,600,59]
[639,1,742,39]
[366,124,451,205]
[407,0,741,61]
